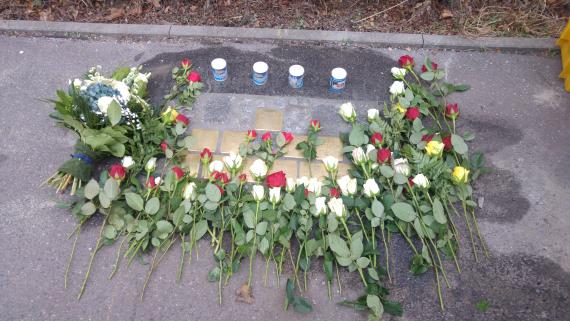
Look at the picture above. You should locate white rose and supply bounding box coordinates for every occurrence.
[363,179,380,198]
[367,109,379,122]
[154,177,162,185]
[296,176,309,188]
[209,160,224,173]
[389,81,405,96]
[223,152,243,172]
[252,184,265,202]
[183,182,197,200]
[72,78,82,88]
[307,178,322,196]
[269,187,282,204]
[352,147,368,165]
[412,173,430,189]
[121,156,135,169]
[112,80,131,102]
[286,178,296,193]
[347,177,357,195]
[337,175,357,196]
[145,157,157,172]
[328,197,346,218]
[315,197,327,216]
[393,158,410,177]
[322,156,338,174]
[339,102,357,122]
[96,96,116,115]
[249,159,268,180]
[391,67,407,79]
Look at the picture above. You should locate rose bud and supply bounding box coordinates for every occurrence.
[160,141,168,153]
[239,173,247,183]
[377,148,391,163]
[176,114,189,126]
[109,163,126,181]
[181,58,191,69]
[405,107,420,121]
[172,166,185,180]
[146,176,157,189]
[329,187,340,198]
[421,134,434,142]
[266,171,287,188]
[218,172,230,184]
[370,133,383,147]
[187,71,201,83]
[200,147,212,164]
[408,177,414,188]
[445,103,459,120]
[421,62,438,73]
[246,130,257,142]
[310,119,321,132]
[281,131,294,144]
[442,135,452,152]
[398,55,415,68]
[262,132,272,142]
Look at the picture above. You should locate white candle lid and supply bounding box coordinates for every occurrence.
[331,67,347,79]
[253,61,268,73]
[289,65,304,77]
[211,58,227,70]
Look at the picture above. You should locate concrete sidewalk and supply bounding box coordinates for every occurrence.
[0,33,568,321]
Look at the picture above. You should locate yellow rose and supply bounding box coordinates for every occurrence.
[425,140,444,157]
[393,102,406,114]
[452,166,469,184]
[161,106,179,124]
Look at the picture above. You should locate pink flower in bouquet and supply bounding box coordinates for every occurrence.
[262,132,272,142]
[405,107,420,121]
[187,71,201,83]
[281,131,294,144]
[246,130,257,141]
[109,163,126,181]
[176,114,189,126]
[172,166,185,180]
[399,55,415,68]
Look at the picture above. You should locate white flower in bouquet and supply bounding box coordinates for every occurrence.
[366,144,376,156]
[363,179,380,198]
[322,156,338,174]
[250,159,268,180]
[393,158,410,176]
[145,157,157,172]
[96,96,117,115]
[339,102,357,122]
[389,81,405,96]
[328,197,346,218]
[412,173,430,189]
[121,156,135,169]
[286,178,296,193]
[367,109,379,122]
[209,160,224,173]
[269,187,282,204]
[183,182,197,200]
[296,176,309,188]
[110,80,131,102]
[154,177,162,185]
[352,147,368,165]
[72,78,82,89]
[391,67,407,79]
[223,152,243,172]
[315,197,328,216]
[307,178,322,196]
[337,175,357,196]
[252,184,265,202]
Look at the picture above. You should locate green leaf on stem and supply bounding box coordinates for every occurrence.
[103,178,120,200]
[125,192,144,211]
[432,197,447,224]
[366,294,384,318]
[144,197,160,215]
[80,202,97,216]
[205,183,222,203]
[371,199,385,218]
[391,202,417,222]
[328,234,350,258]
[451,134,468,155]
[107,100,122,126]
[84,179,99,200]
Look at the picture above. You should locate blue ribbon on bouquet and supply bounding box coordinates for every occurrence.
[70,153,93,165]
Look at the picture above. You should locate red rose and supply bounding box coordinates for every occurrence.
[421,62,438,73]
[187,71,201,83]
[266,171,287,188]
[399,55,415,68]
[216,184,225,196]
[181,58,191,69]
[445,103,459,120]
[239,173,247,182]
[246,130,257,141]
[200,148,212,163]
[310,119,321,132]
[377,148,391,163]
[160,141,168,152]
[329,187,340,198]
[176,114,189,126]
[442,135,452,152]
[421,134,434,142]
[370,133,383,146]
[405,107,420,121]
[172,166,185,180]
[281,131,294,144]
[408,177,414,187]
[211,171,229,184]
[304,189,309,198]
[146,176,157,188]
[109,163,126,181]
[262,132,272,142]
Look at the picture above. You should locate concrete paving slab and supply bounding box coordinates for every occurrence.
[0,34,569,321]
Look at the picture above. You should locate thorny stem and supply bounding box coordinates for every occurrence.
[140,248,159,301]
[470,208,489,257]
[65,222,83,289]
[108,235,128,280]
[248,201,260,287]
[460,200,479,262]
[177,234,186,283]
[380,222,392,283]
[288,248,302,290]
[77,215,107,300]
